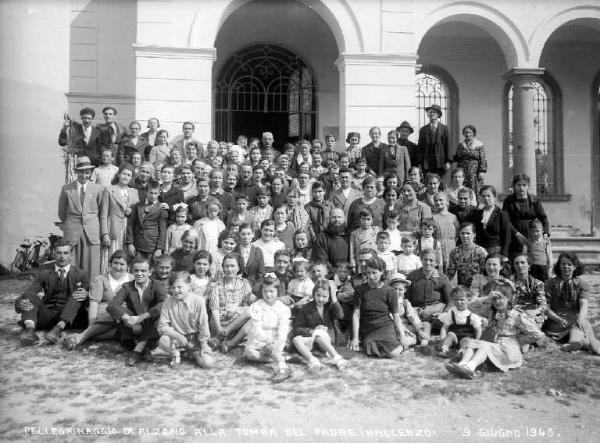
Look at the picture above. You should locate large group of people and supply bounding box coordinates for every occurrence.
[13,104,599,384]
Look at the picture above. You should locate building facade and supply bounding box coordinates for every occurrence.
[0,0,599,263]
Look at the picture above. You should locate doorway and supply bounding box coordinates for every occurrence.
[214,44,316,149]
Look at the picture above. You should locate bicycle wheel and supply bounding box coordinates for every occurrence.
[11,251,26,272]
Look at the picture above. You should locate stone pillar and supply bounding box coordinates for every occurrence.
[336,53,417,143]
[133,45,216,142]
[504,68,545,194]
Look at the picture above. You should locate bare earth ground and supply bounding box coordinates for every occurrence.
[1,276,600,443]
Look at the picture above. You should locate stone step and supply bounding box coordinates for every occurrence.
[550,226,581,237]
[550,236,600,265]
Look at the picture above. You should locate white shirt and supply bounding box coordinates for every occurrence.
[83,126,91,144]
[54,264,71,279]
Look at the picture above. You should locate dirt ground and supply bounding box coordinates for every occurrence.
[1,276,600,443]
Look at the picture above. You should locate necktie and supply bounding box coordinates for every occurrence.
[80,185,85,206]
[84,127,90,144]
[58,268,65,282]
[110,124,116,143]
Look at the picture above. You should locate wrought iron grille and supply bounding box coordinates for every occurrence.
[215,44,316,142]
[415,73,450,130]
[506,79,556,194]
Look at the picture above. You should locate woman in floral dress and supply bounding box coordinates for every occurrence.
[453,125,487,195]
[446,222,487,286]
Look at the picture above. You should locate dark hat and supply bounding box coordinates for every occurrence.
[396,120,414,134]
[425,104,443,117]
[74,156,95,171]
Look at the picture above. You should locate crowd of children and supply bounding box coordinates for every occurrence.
[15,107,600,385]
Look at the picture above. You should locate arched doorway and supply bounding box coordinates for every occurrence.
[214,44,317,145]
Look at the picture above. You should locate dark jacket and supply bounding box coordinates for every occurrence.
[159,186,185,224]
[58,122,104,165]
[293,299,344,344]
[305,200,335,238]
[311,224,349,268]
[126,201,168,253]
[502,193,549,255]
[399,138,418,169]
[107,279,167,322]
[361,142,388,175]
[474,206,512,257]
[236,245,265,286]
[117,135,149,165]
[417,123,449,169]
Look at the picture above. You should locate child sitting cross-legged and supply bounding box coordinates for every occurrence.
[437,286,482,358]
[292,279,349,376]
[157,271,215,369]
[280,257,315,312]
[243,276,293,383]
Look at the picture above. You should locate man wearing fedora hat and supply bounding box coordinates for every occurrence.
[417,104,450,176]
[396,121,418,169]
[58,156,108,280]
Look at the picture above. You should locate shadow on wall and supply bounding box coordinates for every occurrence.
[0,79,65,266]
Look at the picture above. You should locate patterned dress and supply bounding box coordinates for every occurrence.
[454,139,487,194]
[206,277,255,327]
[433,211,459,273]
[463,309,544,371]
[446,244,487,286]
[511,274,547,327]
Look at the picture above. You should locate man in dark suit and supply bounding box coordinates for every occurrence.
[117,120,148,165]
[15,241,89,346]
[107,257,167,365]
[127,180,169,259]
[58,156,108,280]
[170,121,202,158]
[236,223,265,286]
[59,107,104,166]
[396,120,418,170]
[417,104,450,176]
[96,106,127,155]
[141,117,160,159]
[311,208,349,268]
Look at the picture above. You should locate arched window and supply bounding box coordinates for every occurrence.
[415,66,459,155]
[215,44,316,143]
[504,75,562,194]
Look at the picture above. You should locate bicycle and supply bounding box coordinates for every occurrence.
[11,239,32,272]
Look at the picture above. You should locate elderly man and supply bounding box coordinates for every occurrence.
[15,240,89,346]
[417,104,450,176]
[311,208,349,268]
[108,257,167,365]
[261,131,275,153]
[59,107,104,171]
[58,156,108,280]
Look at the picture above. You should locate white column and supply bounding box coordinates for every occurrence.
[133,45,216,142]
[505,68,544,194]
[336,53,417,143]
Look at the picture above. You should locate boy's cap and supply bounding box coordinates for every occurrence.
[388,272,411,286]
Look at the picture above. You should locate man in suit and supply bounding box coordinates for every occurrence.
[141,117,160,159]
[58,107,104,167]
[417,104,450,176]
[107,257,167,365]
[127,180,169,259]
[170,121,202,158]
[58,156,108,280]
[396,120,418,169]
[236,223,265,286]
[96,106,127,155]
[117,120,148,165]
[15,240,90,346]
[330,168,362,217]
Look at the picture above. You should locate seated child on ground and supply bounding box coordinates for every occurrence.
[157,271,215,368]
[243,276,293,383]
[389,273,431,347]
[281,258,315,311]
[396,235,422,275]
[437,286,482,358]
[293,280,348,375]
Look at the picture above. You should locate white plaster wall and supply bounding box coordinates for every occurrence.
[0,0,70,265]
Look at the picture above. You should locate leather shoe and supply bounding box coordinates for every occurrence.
[45,325,63,344]
[126,351,142,366]
[271,367,292,384]
[20,328,38,346]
